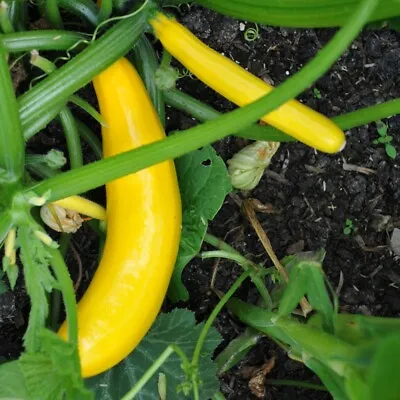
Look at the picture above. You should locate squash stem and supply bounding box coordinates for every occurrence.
[45,0,63,28]
[191,272,251,373]
[48,247,78,346]
[59,0,99,26]
[97,0,112,22]
[0,1,14,33]
[120,346,175,400]
[0,44,24,181]
[1,30,86,52]
[76,119,103,160]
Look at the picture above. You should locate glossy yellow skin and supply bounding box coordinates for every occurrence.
[58,58,182,377]
[150,13,346,154]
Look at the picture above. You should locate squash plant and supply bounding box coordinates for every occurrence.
[0,0,399,398]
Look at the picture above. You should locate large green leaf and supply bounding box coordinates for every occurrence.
[86,309,222,400]
[367,334,400,400]
[215,328,261,374]
[169,146,231,302]
[0,360,30,399]
[0,329,91,400]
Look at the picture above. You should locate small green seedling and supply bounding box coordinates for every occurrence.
[343,218,356,235]
[373,120,397,159]
[312,87,322,99]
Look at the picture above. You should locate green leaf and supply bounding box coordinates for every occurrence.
[278,251,333,332]
[169,146,231,302]
[305,358,347,400]
[0,360,30,398]
[2,256,18,289]
[86,309,222,400]
[215,328,260,374]
[343,228,350,235]
[277,262,308,317]
[228,298,355,369]
[18,226,58,352]
[0,330,91,400]
[345,369,368,400]
[306,265,334,333]
[309,313,400,346]
[376,120,388,136]
[379,136,392,144]
[385,144,397,159]
[368,334,400,400]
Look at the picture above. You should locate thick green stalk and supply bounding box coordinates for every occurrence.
[8,0,25,30]
[49,233,69,331]
[18,9,148,135]
[26,164,57,179]
[0,44,24,181]
[49,288,62,330]
[23,102,65,141]
[165,89,400,142]
[160,47,172,69]
[203,233,273,308]
[48,247,78,346]
[76,120,102,160]
[0,211,12,243]
[24,0,377,200]
[120,346,175,400]
[59,0,99,26]
[0,1,14,33]
[113,0,131,11]
[59,108,83,169]
[164,88,293,142]
[274,316,356,366]
[228,299,358,375]
[98,0,112,22]
[45,0,63,28]
[334,99,400,130]
[1,30,86,52]
[25,151,65,169]
[69,95,106,126]
[132,34,166,126]
[201,250,254,267]
[196,0,397,28]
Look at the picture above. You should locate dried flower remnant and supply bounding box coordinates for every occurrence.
[227,141,280,190]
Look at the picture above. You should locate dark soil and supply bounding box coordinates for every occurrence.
[1,4,400,400]
[167,5,400,399]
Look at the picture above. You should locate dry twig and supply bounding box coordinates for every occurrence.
[242,199,312,316]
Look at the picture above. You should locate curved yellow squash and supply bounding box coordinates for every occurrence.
[150,12,346,154]
[58,58,182,377]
